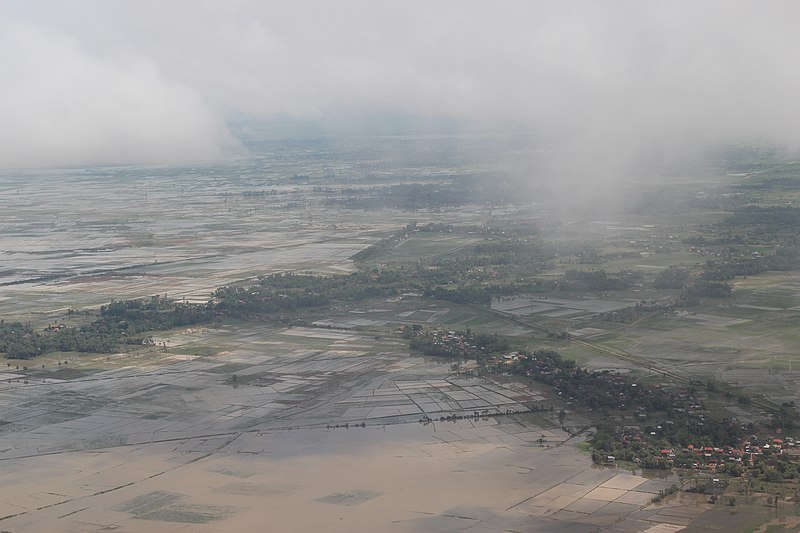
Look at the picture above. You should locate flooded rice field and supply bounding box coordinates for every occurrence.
[0,323,701,532]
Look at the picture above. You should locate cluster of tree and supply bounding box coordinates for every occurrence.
[484,280,556,296]
[506,349,672,411]
[590,425,673,468]
[724,206,800,233]
[698,246,800,281]
[651,245,800,304]
[591,426,744,471]
[214,269,428,318]
[653,267,691,289]
[217,247,557,317]
[651,417,741,450]
[0,296,216,359]
[751,452,800,483]
[688,207,800,245]
[17,211,798,361]
[466,239,555,270]
[99,296,215,332]
[349,227,645,306]
[700,258,767,281]
[492,347,797,472]
[772,403,798,431]
[682,280,732,300]
[404,221,482,234]
[599,300,672,323]
[422,286,491,305]
[4,250,537,358]
[559,269,641,292]
[650,274,732,307]
[408,327,509,360]
[651,264,738,306]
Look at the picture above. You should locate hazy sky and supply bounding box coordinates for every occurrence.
[2,1,800,167]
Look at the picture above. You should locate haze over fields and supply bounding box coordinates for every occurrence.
[5,3,800,532]
[3,1,800,169]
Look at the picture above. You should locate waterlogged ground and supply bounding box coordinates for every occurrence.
[0,423,685,533]
[2,150,797,531]
[0,322,747,533]
[0,149,491,319]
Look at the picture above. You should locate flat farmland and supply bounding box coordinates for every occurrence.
[0,165,485,320]
[0,318,717,533]
[2,141,799,532]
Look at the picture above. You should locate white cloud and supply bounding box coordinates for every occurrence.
[3,1,800,168]
[0,14,231,167]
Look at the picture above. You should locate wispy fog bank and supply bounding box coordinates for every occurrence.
[2,1,800,168]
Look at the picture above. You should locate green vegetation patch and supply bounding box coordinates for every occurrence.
[114,490,238,523]
[113,490,183,515]
[203,363,254,374]
[136,503,239,523]
[318,489,382,506]
[213,482,301,496]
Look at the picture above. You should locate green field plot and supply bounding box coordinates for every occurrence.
[372,233,482,263]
